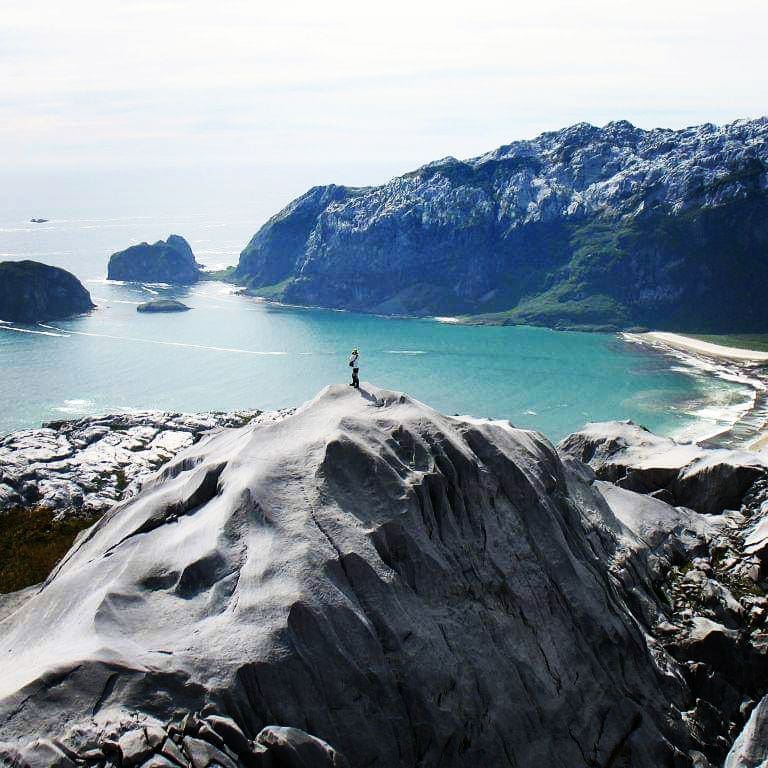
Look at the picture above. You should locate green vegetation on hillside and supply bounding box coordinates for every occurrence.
[201,265,238,281]
[0,508,97,593]
[248,277,294,300]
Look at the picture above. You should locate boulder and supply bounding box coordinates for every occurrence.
[256,726,349,768]
[119,728,154,767]
[558,420,768,514]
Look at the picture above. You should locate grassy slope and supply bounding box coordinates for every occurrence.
[0,508,97,593]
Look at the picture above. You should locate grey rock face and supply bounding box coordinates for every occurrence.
[0,384,699,767]
[108,235,201,284]
[558,420,768,514]
[726,694,768,767]
[0,410,262,519]
[0,260,95,324]
[235,118,768,331]
[562,421,768,760]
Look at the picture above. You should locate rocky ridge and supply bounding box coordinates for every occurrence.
[235,118,768,331]
[558,423,768,764]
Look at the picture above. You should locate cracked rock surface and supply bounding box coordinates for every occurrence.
[0,410,264,518]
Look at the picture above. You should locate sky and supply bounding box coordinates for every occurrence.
[2,0,767,217]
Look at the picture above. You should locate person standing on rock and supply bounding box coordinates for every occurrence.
[348,348,360,388]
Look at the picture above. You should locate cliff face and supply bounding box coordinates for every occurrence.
[108,235,201,284]
[235,118,768,331]
[0,260,95,323]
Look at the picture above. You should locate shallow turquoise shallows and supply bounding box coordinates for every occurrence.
[0,212,752,440]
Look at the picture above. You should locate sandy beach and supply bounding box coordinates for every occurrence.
[624,331,768,452]
[627,332,768,364]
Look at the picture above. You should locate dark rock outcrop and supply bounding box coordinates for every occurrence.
[108,235,201,284]
[136,299,191,313]
[235,118,768,331]
[0,261,95,324]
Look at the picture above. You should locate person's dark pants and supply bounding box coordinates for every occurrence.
[352,367,359,388]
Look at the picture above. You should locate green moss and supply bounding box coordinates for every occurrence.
[0,508,98,593]
[200,266,238,281]
[248,277,294,300]
[114,469,128,494]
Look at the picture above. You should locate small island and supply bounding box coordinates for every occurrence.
[0,260,95,323]
[136,299,190,313]
[107,234,201,284]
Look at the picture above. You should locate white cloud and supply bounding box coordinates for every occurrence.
[1,0,766,182]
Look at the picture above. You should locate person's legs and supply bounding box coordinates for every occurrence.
[352,368,359,388]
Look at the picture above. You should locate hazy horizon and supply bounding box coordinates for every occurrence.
[3,0,767,226]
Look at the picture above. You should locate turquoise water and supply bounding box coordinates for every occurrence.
[0,212,754,440]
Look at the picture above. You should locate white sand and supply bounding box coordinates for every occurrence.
[628,332,768,363]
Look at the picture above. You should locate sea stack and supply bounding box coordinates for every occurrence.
[0,260,95,323]
[108,234,201,284]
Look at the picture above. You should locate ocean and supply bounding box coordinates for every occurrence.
[0,209,757,442]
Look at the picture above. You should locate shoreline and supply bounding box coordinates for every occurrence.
[622,331,768,451]
[629,331,768,364]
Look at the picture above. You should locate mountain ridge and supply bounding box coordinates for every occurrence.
[234,117,768,331]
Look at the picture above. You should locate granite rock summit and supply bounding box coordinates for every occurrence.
[1,383,751,767]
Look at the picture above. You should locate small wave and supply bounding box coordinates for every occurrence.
[433,316,460,324]
[54,399,96,415]
[92,297,143,305]
[43,325,289,356]
[0,324,69,337]
[386,350,427,355]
